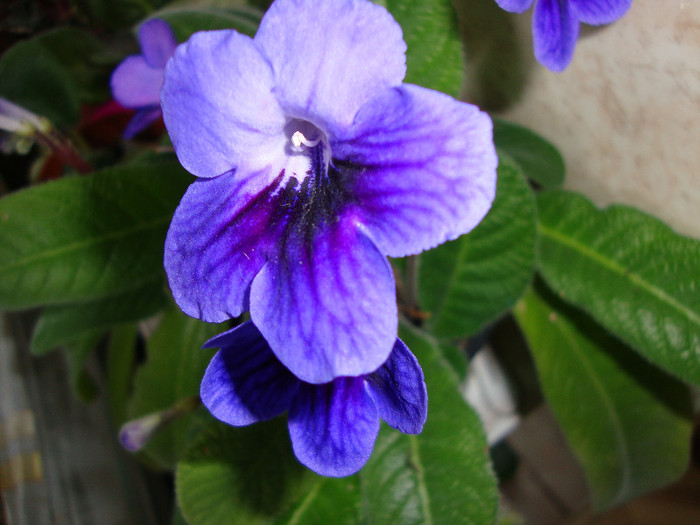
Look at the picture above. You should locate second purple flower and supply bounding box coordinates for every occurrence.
[162,0,497,384]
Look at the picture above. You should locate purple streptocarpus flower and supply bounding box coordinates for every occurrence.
[495,0,633,71]
[200,321,427,477]
[111,18,176,138]
[162,0,497,384]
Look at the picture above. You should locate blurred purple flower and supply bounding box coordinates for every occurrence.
[200,321,427,477]
[495,0,633,71]
[162,0,497,383]
[111,18,176,138]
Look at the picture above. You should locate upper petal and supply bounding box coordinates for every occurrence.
[494,0,535,13]
[249,216,397,384]
[333,84,497,257]
[254,0,406,134]
[138,19,177,68]
[161,30,286,179]
[533,0,580,72]
[364,338,427,434]
[164,169,285,323]
[200,321,300,426]
[570,0,632,25]
[111,55,163,108]
[288,377,379,477]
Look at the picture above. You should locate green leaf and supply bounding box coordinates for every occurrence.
[150,4,262,39]
[492,118,565,188]
[537,191,700,386]
[0,28,108,127]
[107,323,140,425]
[128,308,225,469]
[63,331,104,402]
[0,158,191,310]
[385,0,464,97]
[177,420,312,525]
[419,159,536,338]
[31,279,167,354]
[514,284,692,510]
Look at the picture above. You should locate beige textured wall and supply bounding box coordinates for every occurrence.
[496,0,700,238]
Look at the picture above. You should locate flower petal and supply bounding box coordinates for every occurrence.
[494,0,534,13]
[161,30,286,179]
[570,0,632,25]
[122,106,161,139]
[365,339,427,434]
[249,219,398,384]
[288,377,379,477]
[533,0,579,72]
[111,55,163,108]
[164,169,286,323]
[200,321,300,426]
[138,19,177,69]
[254,0,406,134]
[333,84,497,257]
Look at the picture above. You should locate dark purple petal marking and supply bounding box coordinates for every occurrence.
[254,0,406,135]
[494,0,535,13]
[365,339,427,434]
[138,19,177,69]
[569,0,632,25]
[333,84,497,258]
[111,55,164,108]
[122,106,161,139]
[533,0,580,72]
[288,377,379,477]
[200,321,300,426]
[161,30,286,179]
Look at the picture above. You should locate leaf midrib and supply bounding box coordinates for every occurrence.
[538,223,700,328]
[0,215,170,274]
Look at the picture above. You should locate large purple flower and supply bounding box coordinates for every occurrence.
[111,18,176,138]
[200,321,427,477]
[162,0,497,383]
[496,0,633,71]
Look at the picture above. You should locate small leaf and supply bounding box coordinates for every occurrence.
[492,118,565,188]
[31,279,166,354]
[63,331,104,402]
[150,5,262,40]
[177,420,312,525]
[419,159,536,338]
[107,323,139,425]
[514,284,692,510]
[537,191,700,386]
[128,308,225,469]
[385,0,464,97]
[0,158,191,310]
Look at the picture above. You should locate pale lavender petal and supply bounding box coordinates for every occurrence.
[122,106,161,139]
[249,218,397,384]
[254,0,406,134]
[161,30,286,179]
[494,0,534,13]
[570,0,632,25]
[364,339,427,434]
[111,55,163,108]
[200,322,300,426]
[533,0,580,72]
[138,19,177,68]
[333,84,497,258]
[288,377,379,477]
[164,170,286,323]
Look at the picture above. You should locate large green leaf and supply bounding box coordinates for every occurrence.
[419,159,536,338]
[128,308,225,469]
[31,279,167,354]
[177,324,496,525]
[0,28,108,127]
[384,0,464,97]
[537,191,700,386]
[0,158,190,310]
[149,4,262,40]
[492,118,565,188]
[514,285,692,510]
